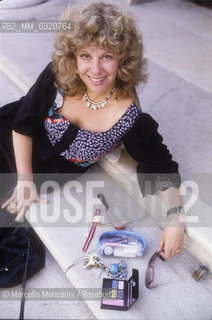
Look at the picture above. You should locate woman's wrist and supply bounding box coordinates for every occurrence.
[17,173,34,182]
[167,212,185,227]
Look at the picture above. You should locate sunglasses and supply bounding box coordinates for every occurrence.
[145,250,165,289]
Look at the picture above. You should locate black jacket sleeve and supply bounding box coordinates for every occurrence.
[12,62,57,136]
[122,112,181,197]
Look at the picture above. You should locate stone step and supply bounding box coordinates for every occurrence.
[128,0,212,92]
[1,73,211,319]
[1,0,212,317]
[0,0,67,18]
[2,59,211,270]
[1,0,212,93]
[24,165,212,320]
[0,249,96,320]
[0,71,24,107]
[0,71,95,320]
[0,0,45,10]
[98,148,212,270]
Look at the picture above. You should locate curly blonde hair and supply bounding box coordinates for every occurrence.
[52,2,148,99]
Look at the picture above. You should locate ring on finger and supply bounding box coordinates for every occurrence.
[8,201,17,210]
[176,249,182,254]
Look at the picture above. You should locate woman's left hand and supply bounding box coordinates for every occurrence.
[158,215,184,259]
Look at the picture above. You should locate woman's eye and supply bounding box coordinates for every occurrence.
[81,54,90,60]
[103,55,113,60]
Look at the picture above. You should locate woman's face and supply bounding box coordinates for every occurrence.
[76,45,120,97]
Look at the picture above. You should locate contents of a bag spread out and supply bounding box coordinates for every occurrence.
[98,230,146,258]
[82,195,147,311]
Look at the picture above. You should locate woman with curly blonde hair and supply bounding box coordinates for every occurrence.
[52,2,147,99]
[1,2,184,260]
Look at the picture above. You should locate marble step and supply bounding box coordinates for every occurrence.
[0,250,96,320]
[1,55,212,270]
[98,148,212,270]
[0,0,211,281]
[24,165,212,320]
[1,0,212,93]
[128,0,212,92]
[1,70,212,320]
[1,63,212,271]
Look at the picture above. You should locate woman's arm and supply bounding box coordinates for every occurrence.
[1,131,47,221]
[123,112,184,259]
[158,187,184,259]
[1,63,55,220]
[12,130,33,179]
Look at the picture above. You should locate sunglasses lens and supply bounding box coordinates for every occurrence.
[145,266,154,288]
[145,251,166,289]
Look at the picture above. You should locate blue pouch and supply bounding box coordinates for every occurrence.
[97,230,146,258]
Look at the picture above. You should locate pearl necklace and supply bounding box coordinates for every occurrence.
[83,87,116,110]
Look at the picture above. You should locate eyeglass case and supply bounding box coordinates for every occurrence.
[97,230,146,258]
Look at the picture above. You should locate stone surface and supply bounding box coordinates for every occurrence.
[0,71,24,106]
[128,0,212,92]
[140,62,212,174]
[98,153,212,270]
[0,250,95,320]
[0,0,46,10]
[1,0,212,318]
[25,165,212,320]
[144,25,212,92]
[0,32,53,90]
[0,0,68,18]
[0,72,95,320]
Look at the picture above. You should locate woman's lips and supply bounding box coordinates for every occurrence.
[88,76,107,85]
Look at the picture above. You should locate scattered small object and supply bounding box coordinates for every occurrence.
[97,193,129,230]
[8,201,16,209]
[98,219,133,228]
[98,222,114,228]
[82,209,101,252]
[101,269,139,311]
[83,253,106,269]
[108,262,128,279]
[97,193,109,211]
[98,230,146,258]
[82,253,128,279]
[192,264,209,281]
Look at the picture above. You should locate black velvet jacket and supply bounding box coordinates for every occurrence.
[0,62,181,196]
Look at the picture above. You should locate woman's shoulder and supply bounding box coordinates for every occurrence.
[122,109,161,143]
[39,61,55,82]
[132,111,159,133]
[33,61,56,90]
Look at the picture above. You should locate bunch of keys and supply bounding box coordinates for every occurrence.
[82,253,128,279]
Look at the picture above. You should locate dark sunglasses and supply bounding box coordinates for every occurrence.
[145,250,165,289]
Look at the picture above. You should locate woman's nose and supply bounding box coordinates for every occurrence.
[90,59,102,75]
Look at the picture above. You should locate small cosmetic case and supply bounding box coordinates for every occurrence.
[97,230,146,258]
[101,269,139,311]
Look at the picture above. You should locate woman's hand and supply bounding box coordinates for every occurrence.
[1,180,48,222]
[158,214,184,259]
